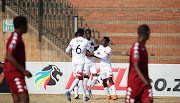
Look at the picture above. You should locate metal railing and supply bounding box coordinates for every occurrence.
[3,0,78,56]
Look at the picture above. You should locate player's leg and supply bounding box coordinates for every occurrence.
[18,93,29,103]
[74,84,79,99]
[83,63,90,94]
[72,65,79,99]
[101,72,111,100]
[87,63,98,98]
[141,86,153,103]
[11,93,19,103]
[108,77,118,100]
[107,68,118,100]
[66,64,78,101]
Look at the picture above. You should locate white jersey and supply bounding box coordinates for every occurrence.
[66,37,91,64]
[94,45,112,68]
[85,39,95,64]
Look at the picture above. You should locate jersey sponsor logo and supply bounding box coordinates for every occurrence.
[34,65,63,90]
[66,67,127,90]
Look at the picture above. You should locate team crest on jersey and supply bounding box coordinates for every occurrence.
[10,43,15,50]
[134,50,139,59]
[34,65,63,90]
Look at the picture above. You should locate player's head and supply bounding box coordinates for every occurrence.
[138,24,150,41]
[77,28,84,37]
[13,16,28,34]
[101,37,110,47]
[85,29,91,40]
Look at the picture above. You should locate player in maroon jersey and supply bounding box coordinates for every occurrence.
[125,25,153,103]
[4,16,32,103]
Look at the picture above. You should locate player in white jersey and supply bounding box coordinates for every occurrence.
[83,29,98,98]
[88,37,118,100]
[65,28,90,101]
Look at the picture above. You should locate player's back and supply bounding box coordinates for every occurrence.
[71,37,90,64]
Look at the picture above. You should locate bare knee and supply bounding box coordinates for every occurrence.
[76,75,83,80]
[102,79,108,87]
[108,77,114,85]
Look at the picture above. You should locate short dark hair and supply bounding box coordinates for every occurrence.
[85,29,91,34]
[104,37,110,43]
[138,24,150,36]
[77,28,84,36]
[75,32,77,37]
[13,16,27,29]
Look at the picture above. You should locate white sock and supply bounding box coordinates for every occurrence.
[69,78,79,93]
[79,80,87,98]
[104,87,110,96]
[88,76,98,91]
[74,86,78,97]
[111,85,117,95]
[83,78,88,92]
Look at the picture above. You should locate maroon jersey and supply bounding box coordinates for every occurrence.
[4,31,25,76]
[128,41,149,87]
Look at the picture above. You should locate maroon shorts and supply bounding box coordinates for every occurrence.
[125,85,153,103]
[4,72,27,94]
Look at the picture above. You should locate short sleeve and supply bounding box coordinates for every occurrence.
[66,39,73,53]
[7,33,19,53]
[68,39,73,47]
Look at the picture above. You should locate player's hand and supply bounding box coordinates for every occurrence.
[144,80,151,87]
[23,70,32,78]
[89,53,94,56]
[86,51,90,56]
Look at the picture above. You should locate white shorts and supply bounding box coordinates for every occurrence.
[83,62,97,76]
[72,63,84,77]
[100,66,113,80]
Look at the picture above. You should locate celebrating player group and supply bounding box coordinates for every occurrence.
[65,25,153,103]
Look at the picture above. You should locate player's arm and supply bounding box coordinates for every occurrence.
[65,40,73,53]
[6,53,32,78]
[87,46,100,57]
[132,46,150,86]
[133,62,150,86]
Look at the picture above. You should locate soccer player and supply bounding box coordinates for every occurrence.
[4,16,32,103]
[0,62,4,84]
[88,37,118,100]
[65,28,90,101]
[83,29,98,98]
[125,24,153,103]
